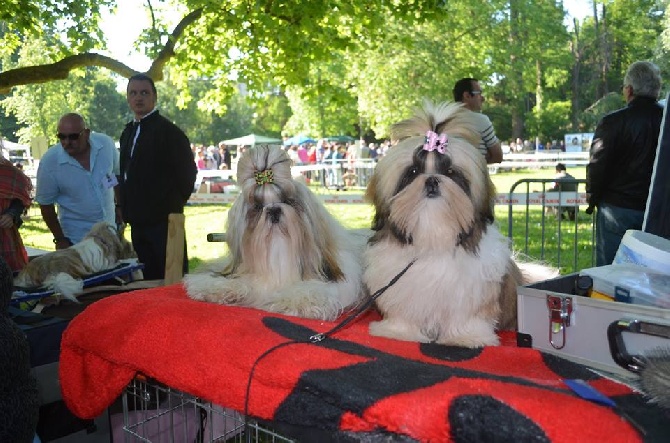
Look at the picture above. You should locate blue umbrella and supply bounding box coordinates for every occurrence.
[283,135,316,146]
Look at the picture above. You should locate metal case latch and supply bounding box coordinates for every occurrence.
[547,294,573,349]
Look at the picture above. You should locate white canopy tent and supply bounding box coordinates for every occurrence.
[220,134,282,146]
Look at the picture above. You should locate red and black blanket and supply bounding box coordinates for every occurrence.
[59,284,669,442]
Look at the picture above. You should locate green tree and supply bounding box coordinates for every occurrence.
[572,0,666,131]
[1,0,669,145]
[252,92,291,138]
[283,61,359,138]
[0,0,111,57]
[0,0,446,96]
[1,37,127,143]
[84,73,128,138]
[1,38,84,143]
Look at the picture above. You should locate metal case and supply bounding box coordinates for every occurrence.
[517,274,670,378]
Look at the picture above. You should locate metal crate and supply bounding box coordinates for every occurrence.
[117,377,293,442]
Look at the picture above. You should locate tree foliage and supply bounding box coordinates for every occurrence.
[0,0,668,145]
[0,0,112,57]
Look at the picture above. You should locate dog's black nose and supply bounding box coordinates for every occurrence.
[266,206,282,224]
[425,176,440,198]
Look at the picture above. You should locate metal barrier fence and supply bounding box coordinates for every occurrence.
[292,159,376,190]
[194,160,377,193]
[489,151,589,174]
[503,178,595,274]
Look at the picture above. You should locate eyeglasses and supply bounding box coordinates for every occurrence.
[470,90,483,96]
[56,129,85,141]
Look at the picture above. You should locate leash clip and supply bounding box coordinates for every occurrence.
[309,333,326,343]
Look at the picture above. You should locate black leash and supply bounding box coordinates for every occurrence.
[242,259,416,441]
[309,258,416,342]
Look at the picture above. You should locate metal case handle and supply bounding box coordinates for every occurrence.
[607,318,670,373]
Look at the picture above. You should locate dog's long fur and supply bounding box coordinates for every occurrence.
[364,101,555,347]
[14,222,136,301]
[184,145,365,321]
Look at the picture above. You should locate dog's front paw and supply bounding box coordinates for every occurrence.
[183,274,248,305]
[263,295,341,321]
[369,319,431,343]
[263,282,345,321]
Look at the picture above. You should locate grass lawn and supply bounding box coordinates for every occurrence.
[18,166,592,274]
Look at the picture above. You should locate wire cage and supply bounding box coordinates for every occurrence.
[116,376,294,443]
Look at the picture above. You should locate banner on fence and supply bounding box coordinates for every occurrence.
[495,192,587,206]
[188,191,587,206]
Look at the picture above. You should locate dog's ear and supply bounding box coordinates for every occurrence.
[364,172,378,205]
[370,208,389,232]
[365,174,387,231]
[483,174,497,223]
[319,247,344,282]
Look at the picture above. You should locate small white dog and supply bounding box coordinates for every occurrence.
[364,101,554,348]
[14,222,136,301]
[184,145,366,321]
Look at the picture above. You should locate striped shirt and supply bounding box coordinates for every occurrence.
[467,110,500,158]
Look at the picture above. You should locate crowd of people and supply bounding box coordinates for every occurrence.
[189,137,394,189]
[193,142,232,171]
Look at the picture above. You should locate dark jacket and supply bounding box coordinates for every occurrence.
[0,257,39,443]
[552,172,578,193]
[586,96,663,211]
[119,110,197,225]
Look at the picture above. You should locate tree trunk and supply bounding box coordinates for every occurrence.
[570,19,582,131]
[509,0,525,140]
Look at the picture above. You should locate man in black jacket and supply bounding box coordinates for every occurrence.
[118,74,197,280]
[586,61,663,266]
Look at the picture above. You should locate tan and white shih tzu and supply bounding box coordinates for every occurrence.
[364,101,554,348]
[14,221,137,301]
[184,145,366,321]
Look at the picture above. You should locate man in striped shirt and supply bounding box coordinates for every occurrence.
[453,78,503,164]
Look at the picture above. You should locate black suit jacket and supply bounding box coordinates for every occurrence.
[119,110,197,225]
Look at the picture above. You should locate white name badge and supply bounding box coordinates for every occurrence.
[103,173,119,189]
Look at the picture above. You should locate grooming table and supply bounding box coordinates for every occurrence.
[59,284,670,442]
[11,261,145,306]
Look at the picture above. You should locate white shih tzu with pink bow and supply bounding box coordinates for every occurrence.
[184,145,366,321]
[363,101,554,348]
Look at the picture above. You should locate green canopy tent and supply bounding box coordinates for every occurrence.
[326,135,356,143]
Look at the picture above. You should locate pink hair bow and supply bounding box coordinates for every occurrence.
[423,130,448,154]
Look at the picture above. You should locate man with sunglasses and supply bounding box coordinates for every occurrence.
[34,113,120,249]
[453,77,503,164]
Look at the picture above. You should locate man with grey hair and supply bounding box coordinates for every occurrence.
[586,60,663,265]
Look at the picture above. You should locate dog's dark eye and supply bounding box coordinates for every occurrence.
[395,165,421,196]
